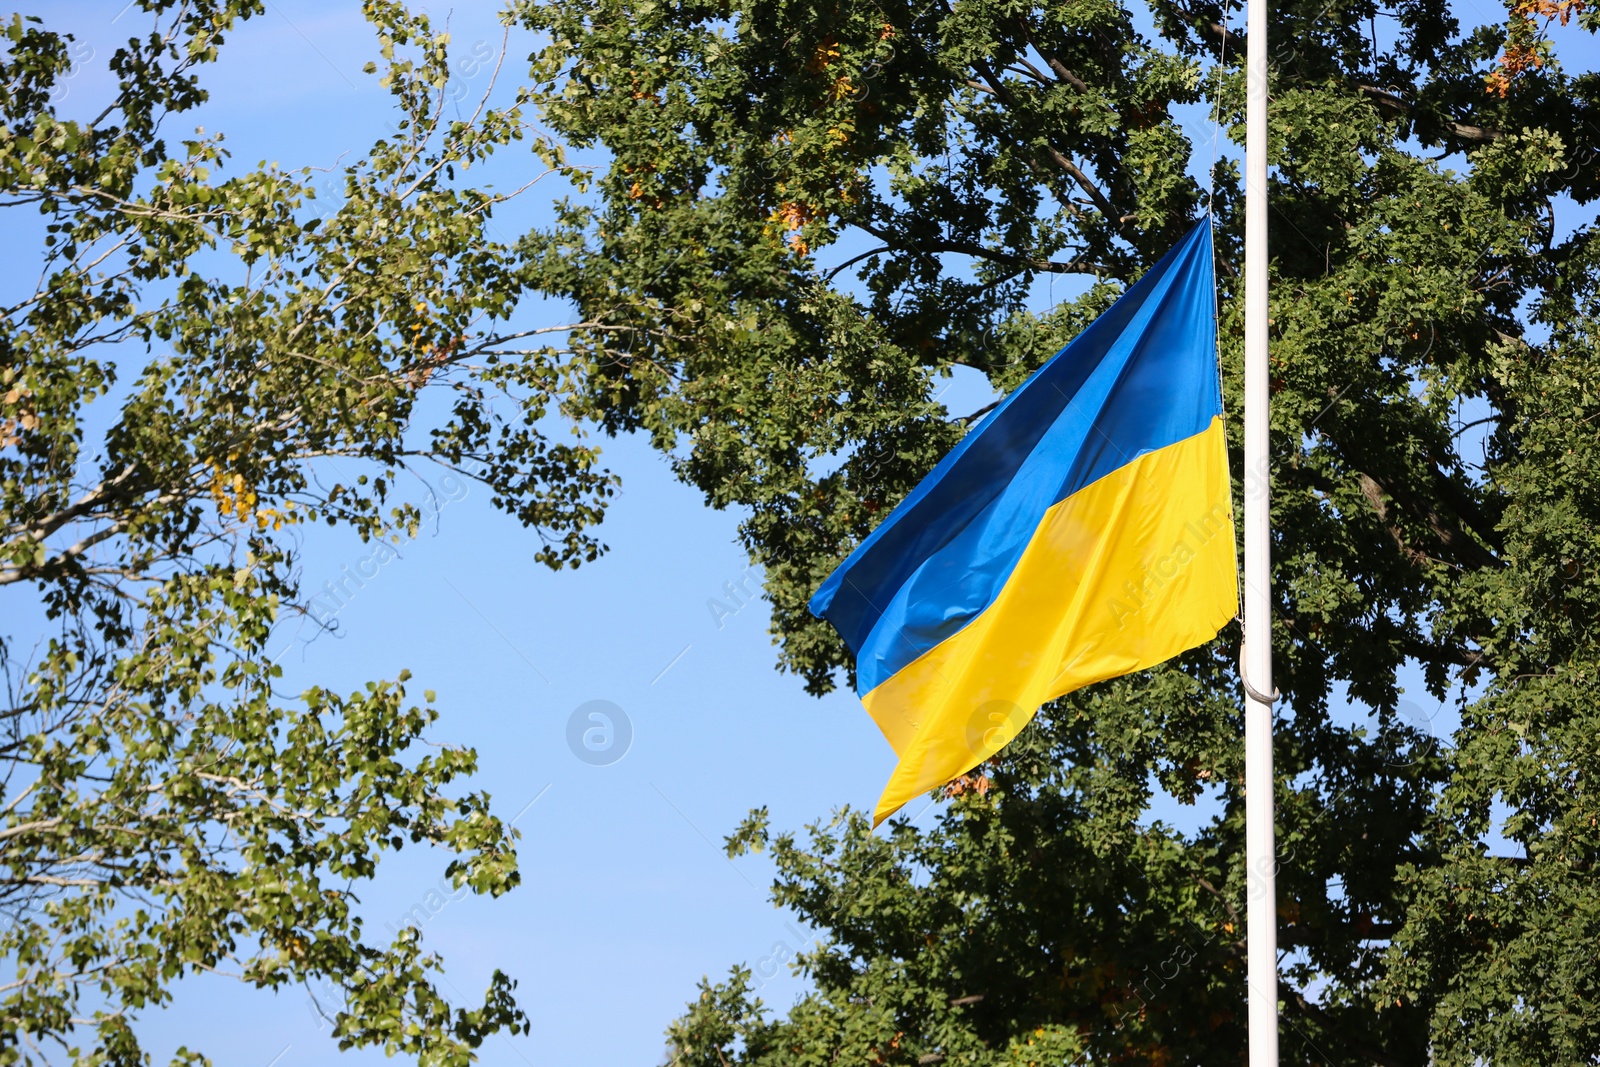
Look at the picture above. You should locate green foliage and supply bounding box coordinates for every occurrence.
[513,0,1600,1062]
[0,2,611,1062]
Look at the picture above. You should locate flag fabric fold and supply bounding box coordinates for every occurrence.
[809,221,1237,825]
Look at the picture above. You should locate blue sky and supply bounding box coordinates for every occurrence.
[16,5,969,1063]
[12,1,1592,1064]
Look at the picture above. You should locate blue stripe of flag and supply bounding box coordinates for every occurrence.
[809,221,1221,694]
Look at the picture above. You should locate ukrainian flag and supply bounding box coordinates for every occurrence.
[810,222,1237,824]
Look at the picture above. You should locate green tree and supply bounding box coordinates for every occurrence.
[517,0,1600,1061]
[0,2,611,1062]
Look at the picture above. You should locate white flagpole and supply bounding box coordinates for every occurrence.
[1242,0,1279,1064]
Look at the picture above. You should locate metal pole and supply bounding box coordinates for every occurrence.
[1243,0,1279,1063]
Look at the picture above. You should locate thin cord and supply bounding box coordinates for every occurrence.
[1204,0,1247,624]
[1209,0,1233,345]
[1207,0,1233,214]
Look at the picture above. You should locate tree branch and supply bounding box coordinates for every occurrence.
[968,58,1125,226]
[1356,85,1501,145]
